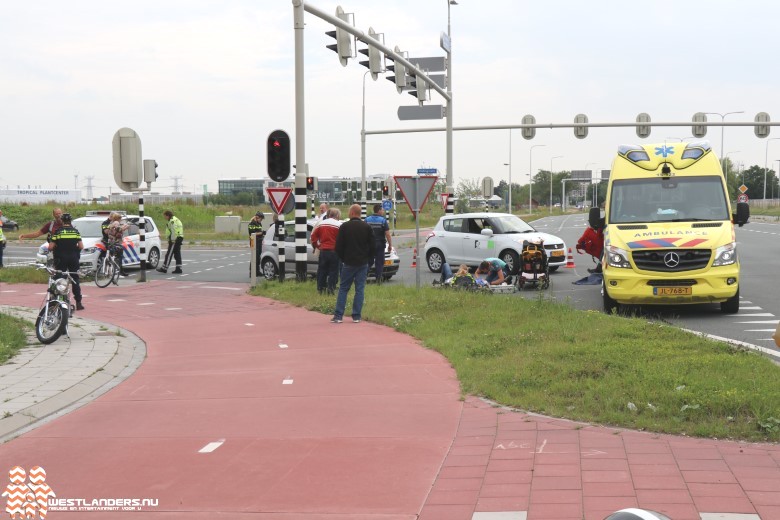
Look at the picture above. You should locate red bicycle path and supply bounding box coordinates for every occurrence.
[1,280,779,520]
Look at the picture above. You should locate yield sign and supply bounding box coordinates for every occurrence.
[394,175,438,216]
[267,187,293,214]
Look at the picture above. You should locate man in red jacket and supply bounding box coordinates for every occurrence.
[311,208,342,294]
[576,220,604,274]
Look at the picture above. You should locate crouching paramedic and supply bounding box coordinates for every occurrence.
[48,213,84,311]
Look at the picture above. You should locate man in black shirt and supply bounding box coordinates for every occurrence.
[247,212,265,276]
[48,213,85,311]
[332,204,375,323]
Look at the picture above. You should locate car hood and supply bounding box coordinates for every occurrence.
[501,231,563,246]
[606,222,732,251]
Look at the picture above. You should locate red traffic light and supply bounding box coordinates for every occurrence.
[273,140,281,147]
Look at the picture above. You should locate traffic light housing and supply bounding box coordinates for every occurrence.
[267,130,291,182]
[325,6,352,67]
[143,159,158,183]
[385,45,407,93]
[306,176,315,190]
[382,184,389,197]
[358,27,383,81]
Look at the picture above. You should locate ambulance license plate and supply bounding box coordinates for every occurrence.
[653,287,692,296]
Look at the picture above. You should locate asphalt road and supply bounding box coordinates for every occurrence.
[5,217,778,353]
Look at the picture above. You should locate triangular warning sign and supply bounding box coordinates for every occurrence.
[267,187,293,214]
[394,175,438,216]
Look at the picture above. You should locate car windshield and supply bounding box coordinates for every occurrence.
[609,176,729,224]
[489,215,536,234]
[73,220,103,238]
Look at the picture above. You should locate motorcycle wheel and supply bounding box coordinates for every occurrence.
[35,301,68,344]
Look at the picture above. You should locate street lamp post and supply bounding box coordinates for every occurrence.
[507,129,512,212]
[529,144,545,214]
[763,137,780,200]
[444,0,457,213]
[360,70,371,204]
[549,155,563,213]
[704,111,744,195]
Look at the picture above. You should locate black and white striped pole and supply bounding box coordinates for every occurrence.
[277,213,285,282]
[138,191,146,282]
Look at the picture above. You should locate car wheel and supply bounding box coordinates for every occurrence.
[146,247,161,269]
[548,266,559,272]
[261,258,278,280]
[500,249,520,275]
[426,249,445,273]
[720,287,739,314]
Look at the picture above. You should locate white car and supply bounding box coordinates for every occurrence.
[36,212,162,273]
[260,219,400,280]
[423,212,567,274]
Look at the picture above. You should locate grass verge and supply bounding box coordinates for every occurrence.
[0,314,31,365]
[250,280,780,442]
[0,267,49,284]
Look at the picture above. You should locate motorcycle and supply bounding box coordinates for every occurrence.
[35,265,77,344]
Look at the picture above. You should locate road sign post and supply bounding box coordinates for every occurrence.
[394,175,438,289]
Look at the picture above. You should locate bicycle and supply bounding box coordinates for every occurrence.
[35,265,77,344]
[94,244,122,288]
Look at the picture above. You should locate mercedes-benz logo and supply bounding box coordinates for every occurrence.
[664,252,680,268]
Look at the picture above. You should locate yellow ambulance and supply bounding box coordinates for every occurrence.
[596,141,750,314]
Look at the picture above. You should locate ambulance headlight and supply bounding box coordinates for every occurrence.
[712,242,737,266]
[606,245,631,269]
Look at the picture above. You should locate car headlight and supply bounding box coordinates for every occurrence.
[82,247,99,254]
[38,244,49,255]
[606,244,631,269]
[712,241,737,266]
[55,280,68,295]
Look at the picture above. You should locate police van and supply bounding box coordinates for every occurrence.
[597,141,749,314]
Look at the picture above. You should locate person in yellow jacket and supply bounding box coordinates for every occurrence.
[157,210,184,274]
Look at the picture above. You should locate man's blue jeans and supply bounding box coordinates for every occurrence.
[317,250,340,293]
[334,263,368,320]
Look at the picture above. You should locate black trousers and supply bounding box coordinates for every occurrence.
[163,237,183,268]
[54,254,81,303]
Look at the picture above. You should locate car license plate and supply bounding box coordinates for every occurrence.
[551,250,564,257]
[384,260,392,266]
[653,287,692,296]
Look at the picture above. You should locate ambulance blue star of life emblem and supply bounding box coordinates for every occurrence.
[654,145,674,157]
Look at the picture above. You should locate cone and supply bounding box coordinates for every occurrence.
[565,247,575,268]
[411,248,417,268]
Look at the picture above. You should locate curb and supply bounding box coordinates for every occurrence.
[0,306,146,443]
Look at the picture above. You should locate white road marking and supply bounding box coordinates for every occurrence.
[193,271,202,274]
[203,286,241,291]
[137,302,155,306]
[245,323,254,327]
[279,343,288,349]
[107,299,126,302]
[198,440,225,453]
[205,268,213,271]
[165,307,182,311]
[282,378,294,385]
[736,313,775,317]
[0,290,18,293]
[735,320,779,324]
[739,306,763,310]
[745,329,777,332]
[536,439,547,453]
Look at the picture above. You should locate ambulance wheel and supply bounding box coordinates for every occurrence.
[720,288,739,314]
[602,280,619,315]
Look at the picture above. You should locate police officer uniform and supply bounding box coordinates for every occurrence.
[365,205,391,282]
[247,212,265,276]
[49,214,84,310]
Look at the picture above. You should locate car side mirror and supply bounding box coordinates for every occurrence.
[480,228,493,237]
[733,202,750,227]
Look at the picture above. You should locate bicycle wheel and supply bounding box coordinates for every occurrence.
[94,256,116,288]
[35,301,68,344]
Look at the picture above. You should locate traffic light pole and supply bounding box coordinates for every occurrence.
[293,0,308,281]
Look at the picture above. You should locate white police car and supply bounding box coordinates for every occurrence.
[37,211,162,273]
[423,212,567,274]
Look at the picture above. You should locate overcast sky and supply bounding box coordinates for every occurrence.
[2,0,780,196]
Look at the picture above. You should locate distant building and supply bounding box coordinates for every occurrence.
[0,188,81,204]
[109,192,204,205]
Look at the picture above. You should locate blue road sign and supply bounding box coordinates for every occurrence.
[417,168,438,174]
[382,199,393,211]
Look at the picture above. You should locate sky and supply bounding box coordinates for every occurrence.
[3,0,780,197]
